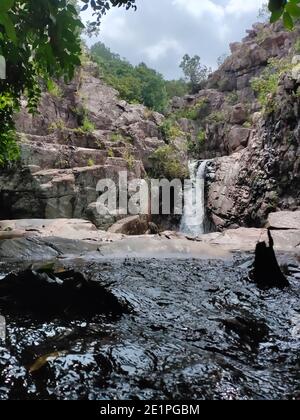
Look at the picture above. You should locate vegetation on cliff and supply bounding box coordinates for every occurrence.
[91,42,170,113]
[0,0,297,165]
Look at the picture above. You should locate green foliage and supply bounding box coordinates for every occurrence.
[150,145,187,180]
[0,0,136,164]
[226,91,239,105]
[82,0,136,33]
[91,42,169,113]
[0,128,20,166]
[268,0,300,29]
[251,58,293,113]
[197,129,206,143]
[0,0,83,164]
[107,148,115,158]
[48,119,66,132]
[206,110,227,124]
[87,158,95,167]
[124,150,135,170]
[165,79,189,98]
[174,98,209,121]
[187,129,206,156]
[160,119,185,142]
[293,38,300,53]
[110,132,132,143]
[47,80,63,98]
[180,54,212,93]
[71,104,95,133]
[80,117,95,133]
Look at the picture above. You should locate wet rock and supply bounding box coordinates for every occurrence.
[0,268,130,318]
[148,222,160,235]
[222,316,269,349]
[0,256,299,400]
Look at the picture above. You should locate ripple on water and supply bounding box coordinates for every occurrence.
[0,255,299,400]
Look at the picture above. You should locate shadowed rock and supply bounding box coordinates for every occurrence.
[251,230,290,289]
[0,268,130,319]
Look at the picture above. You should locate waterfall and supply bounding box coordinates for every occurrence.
[180,160,208,236]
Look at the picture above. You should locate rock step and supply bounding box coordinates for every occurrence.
[19,129,135,150]
[21,142,108,169]
[1,160,146,220]
[20,139,138,171]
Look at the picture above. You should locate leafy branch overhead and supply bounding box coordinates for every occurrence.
[269,0,300,29]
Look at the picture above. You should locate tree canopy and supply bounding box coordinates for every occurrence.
[91,42,192,112]
[180,54,212,93]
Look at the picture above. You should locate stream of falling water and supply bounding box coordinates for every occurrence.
[180,160,208,236]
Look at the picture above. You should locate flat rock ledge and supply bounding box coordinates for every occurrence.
[0,214,299,262]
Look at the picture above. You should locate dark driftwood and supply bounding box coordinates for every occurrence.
[251,229,290,289]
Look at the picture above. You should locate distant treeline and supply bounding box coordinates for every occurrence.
[90,42,189,113]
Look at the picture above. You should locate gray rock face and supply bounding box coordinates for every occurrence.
[1,22,299,233]
[169,21,300,229]
[108,215,149,235]
[227,126,251,153]
[268,211,300,230]
[206,65,300,228]
[0,64,171,228]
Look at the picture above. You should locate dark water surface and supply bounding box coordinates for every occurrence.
[0,254,299,400]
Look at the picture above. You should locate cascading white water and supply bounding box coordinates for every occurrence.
[180,160,208,236]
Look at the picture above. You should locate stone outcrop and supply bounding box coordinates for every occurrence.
[0,217,298,263]
[0,22,299,233]
[206,70,300,228]
[169,21,300,229]
[108,215,149,235]
[208,22,298,102]
[0,63,172,229]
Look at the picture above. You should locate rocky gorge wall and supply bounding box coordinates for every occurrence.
[0,21,299,233]
[0,63,172,230]
[168,21,300,229]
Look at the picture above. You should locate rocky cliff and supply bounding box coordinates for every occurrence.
[0,63,170,229]
[169,21,300,229]
[0,21,299,232]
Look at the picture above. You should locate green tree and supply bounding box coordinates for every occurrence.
[165,79,189,98]
[180,54,211,93]
[268,0,300,29]
[91,43,169,112]
[0,0,136,165]
[0,0,297,164]
[135,63,168,113]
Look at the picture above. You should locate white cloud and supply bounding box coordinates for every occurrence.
[143,39,183,61]
[100,15,134,42]
[85,0,267,79]
[173,0,224,20]
[225,0,265,16]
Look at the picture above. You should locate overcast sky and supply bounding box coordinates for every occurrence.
[84,0,265,80]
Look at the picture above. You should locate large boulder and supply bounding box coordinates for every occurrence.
[227,127,251,153]
[108,215,149,235]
